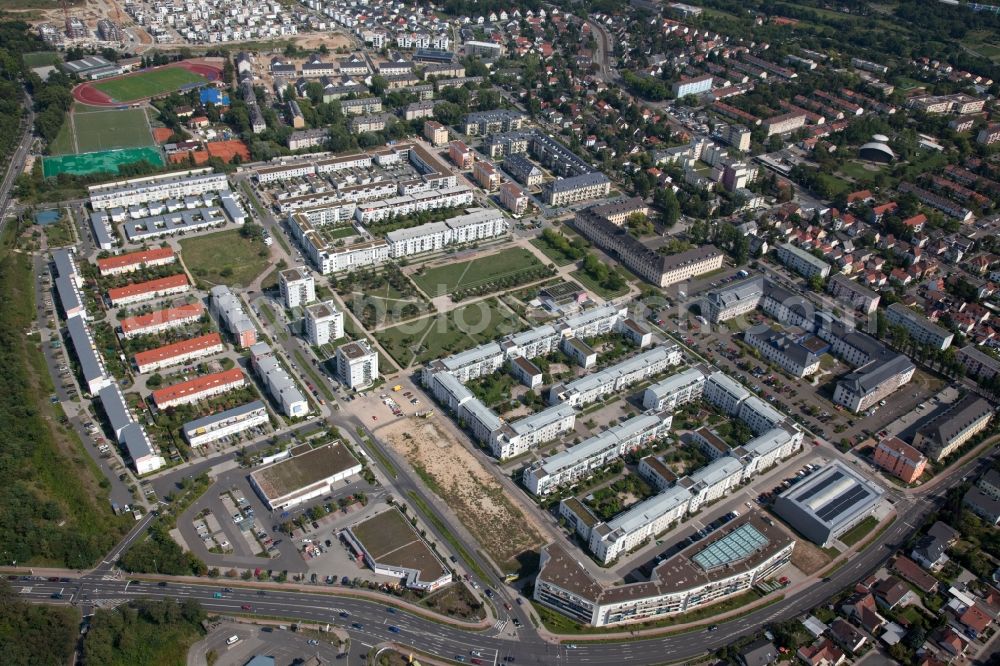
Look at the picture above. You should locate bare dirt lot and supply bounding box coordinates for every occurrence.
[789,535,833,575]
[293,32,354,51]
[376,415,545,575]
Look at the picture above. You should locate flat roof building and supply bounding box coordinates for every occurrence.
[336,340,378,390]
[279,267,316,309]
[250,443,361,510]
[874,436,927,484]
[773,461,883,547]
[183,400,268,447]
[343,508,452,592]
[250,343,309,418]
[210,285,257,348]
[885,303,954,351]
[776,243,831,279]
[66,316,112,394]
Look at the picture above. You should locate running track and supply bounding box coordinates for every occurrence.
[72,61,223,107]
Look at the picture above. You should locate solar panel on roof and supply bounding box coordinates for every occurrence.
[794,470,843,502]
[816,486,871,522]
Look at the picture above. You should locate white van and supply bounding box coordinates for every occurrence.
[226,635,240,646]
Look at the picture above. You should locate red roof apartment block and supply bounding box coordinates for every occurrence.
[134,333,223,373]
[97,247,176,276]
[108,273,190,306]
[152,367,246,409]
[119,302,205,338]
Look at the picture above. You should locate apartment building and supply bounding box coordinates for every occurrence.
[288,128,328,150]
[67,315,112,394]
[88,168,229,210]
[349,113,392,133]
[250,343,308,417]
[490,404,577,460]
[462,109,525,136]
[448,140,473,169]
[384,209,508,259]
[684,457,745,513]
[776,243,831,279]
[279,267,316,309]
[210,285,257,348]
[673,74,713,98]
[885,303,954,351]
[96,246,175,276]
[958,345,1000,381]
[642,366,708,410]
[588,485,694,563]
[499,182,529,215]
[183,400,269,447]
[503,154,544,187]
[535,518,793,626]
[827,274,880,315]
[151,368,246,409]
[523,410,673,495]
[99,384,164,475]
[340,97,383,116]
[473,160,501,191]
[107,273,190,307]
[120,302,205,339]
[542,173,611,206]
[738,395,787,435]
[873,436,927,484]
[590,197,650,226]
[134,333,224,374]
[832,354,916,413]
[743,324,822,377]
[704,370,751,415]
[422,342,505,384]
[703,275,764,323]
[423,120,449,146]
[573,207,724,287]
[336,340,379,389]
[912,394,994,461]
[550,345,682,407]
[304,300,344,346]
[764,111,807,136]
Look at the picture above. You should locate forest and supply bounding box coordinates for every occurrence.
[0,581,77,666]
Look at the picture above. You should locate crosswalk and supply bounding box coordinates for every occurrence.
[492,618,508,632]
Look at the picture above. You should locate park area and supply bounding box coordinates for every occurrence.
[92,66,209,103]
[410,247,552,301]
[375,299,524,368]
[179,229,270,288]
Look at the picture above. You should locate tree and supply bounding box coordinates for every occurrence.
[653,187,681,227]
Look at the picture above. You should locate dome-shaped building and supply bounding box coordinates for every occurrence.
[859,135,896,163]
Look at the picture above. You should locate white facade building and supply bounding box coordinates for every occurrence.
[304,300,345,346]
[336,340,379,389]
[279,267,316,309]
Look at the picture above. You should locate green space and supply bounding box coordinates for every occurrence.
[816,173,851,197]
[322,225,358,240]
[571,267,629,299]
[0,225,130,568]
[838,160,883,181]
[42,211,75,246]
[21,51,60,67]
[411,247,548,297]
[0,581,77,666]
[92,66,209,103]
[72,108,153,154]
[42,146,165,178]
[406,491,490,582]
[83,598,206,665]
[337,265,431,329]
[47,117,75,155]
[375,299,524,367]
[180,228,271,288]
[838,515,879,547]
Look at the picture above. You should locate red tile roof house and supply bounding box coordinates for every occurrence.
[891,556,940,595]
[841,593,886,635]
[934,626,967,656]
[796,638,846,666]
[958,602,993,639]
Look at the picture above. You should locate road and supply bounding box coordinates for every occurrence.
[587,20,618,84]
[0,91,33,225]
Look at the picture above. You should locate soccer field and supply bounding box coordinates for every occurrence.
[92,67,208,103]
[72,108,153,153]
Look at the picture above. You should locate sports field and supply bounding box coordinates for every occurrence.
[74,108,154,153]
[92,67,209,103]
[42,146,165,178]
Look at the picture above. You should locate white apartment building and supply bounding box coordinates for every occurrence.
[832,354,916,413]
[336,340,379,389]
[183,400,269,447]
[210,285,257,348]
[384,209,508,259]
[279,266,316,308]
[743,325,822,378]
[422,342,505,384]
[88,168,229,210]
[885,303,954,351]
[560,304,627,339]
[490,404,577,459]
[684,457,745,513]
[737,396,786,435]
[551,345,682,407]
[703,276,764,323]
[523,411,673,495]
[304,300,345,346]
[503,325,562,359]
[642,366,708,411]
[589,486,693,563]
[775,243,831,279]
[738,425,802,480]
[704,371,751,415]
[250,343,309,418]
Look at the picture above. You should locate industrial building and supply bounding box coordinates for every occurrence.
[773,461,883,547]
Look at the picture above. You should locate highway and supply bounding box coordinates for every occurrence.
[0,92,34,225]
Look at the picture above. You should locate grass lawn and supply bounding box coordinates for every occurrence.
[22,51,61,67]
[411,248,544,296]
[72,108,153,153]
[92,66,209,103]
[817,173,851,197]
[322,225,357,240]
[180,229,270,288]
[530,237,577,266]
[43,213,75,247]
[838,160,883,181]
[839,515,879,547]
[571,267,629,299]
[376,300,524,368]
[48,118,76,155]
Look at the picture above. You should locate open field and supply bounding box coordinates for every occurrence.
[72,107,154,153]
[22,50,61,67]
[376,416,546,576]
[375,299,524,368]
[411,248,546,297]
[0,225,128,568]
[839,515,879,547]
[180,229,270,288]
[92,67,208,103]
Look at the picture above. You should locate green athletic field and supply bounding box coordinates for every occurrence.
[72,108,154,153]
[91,67,208,103]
